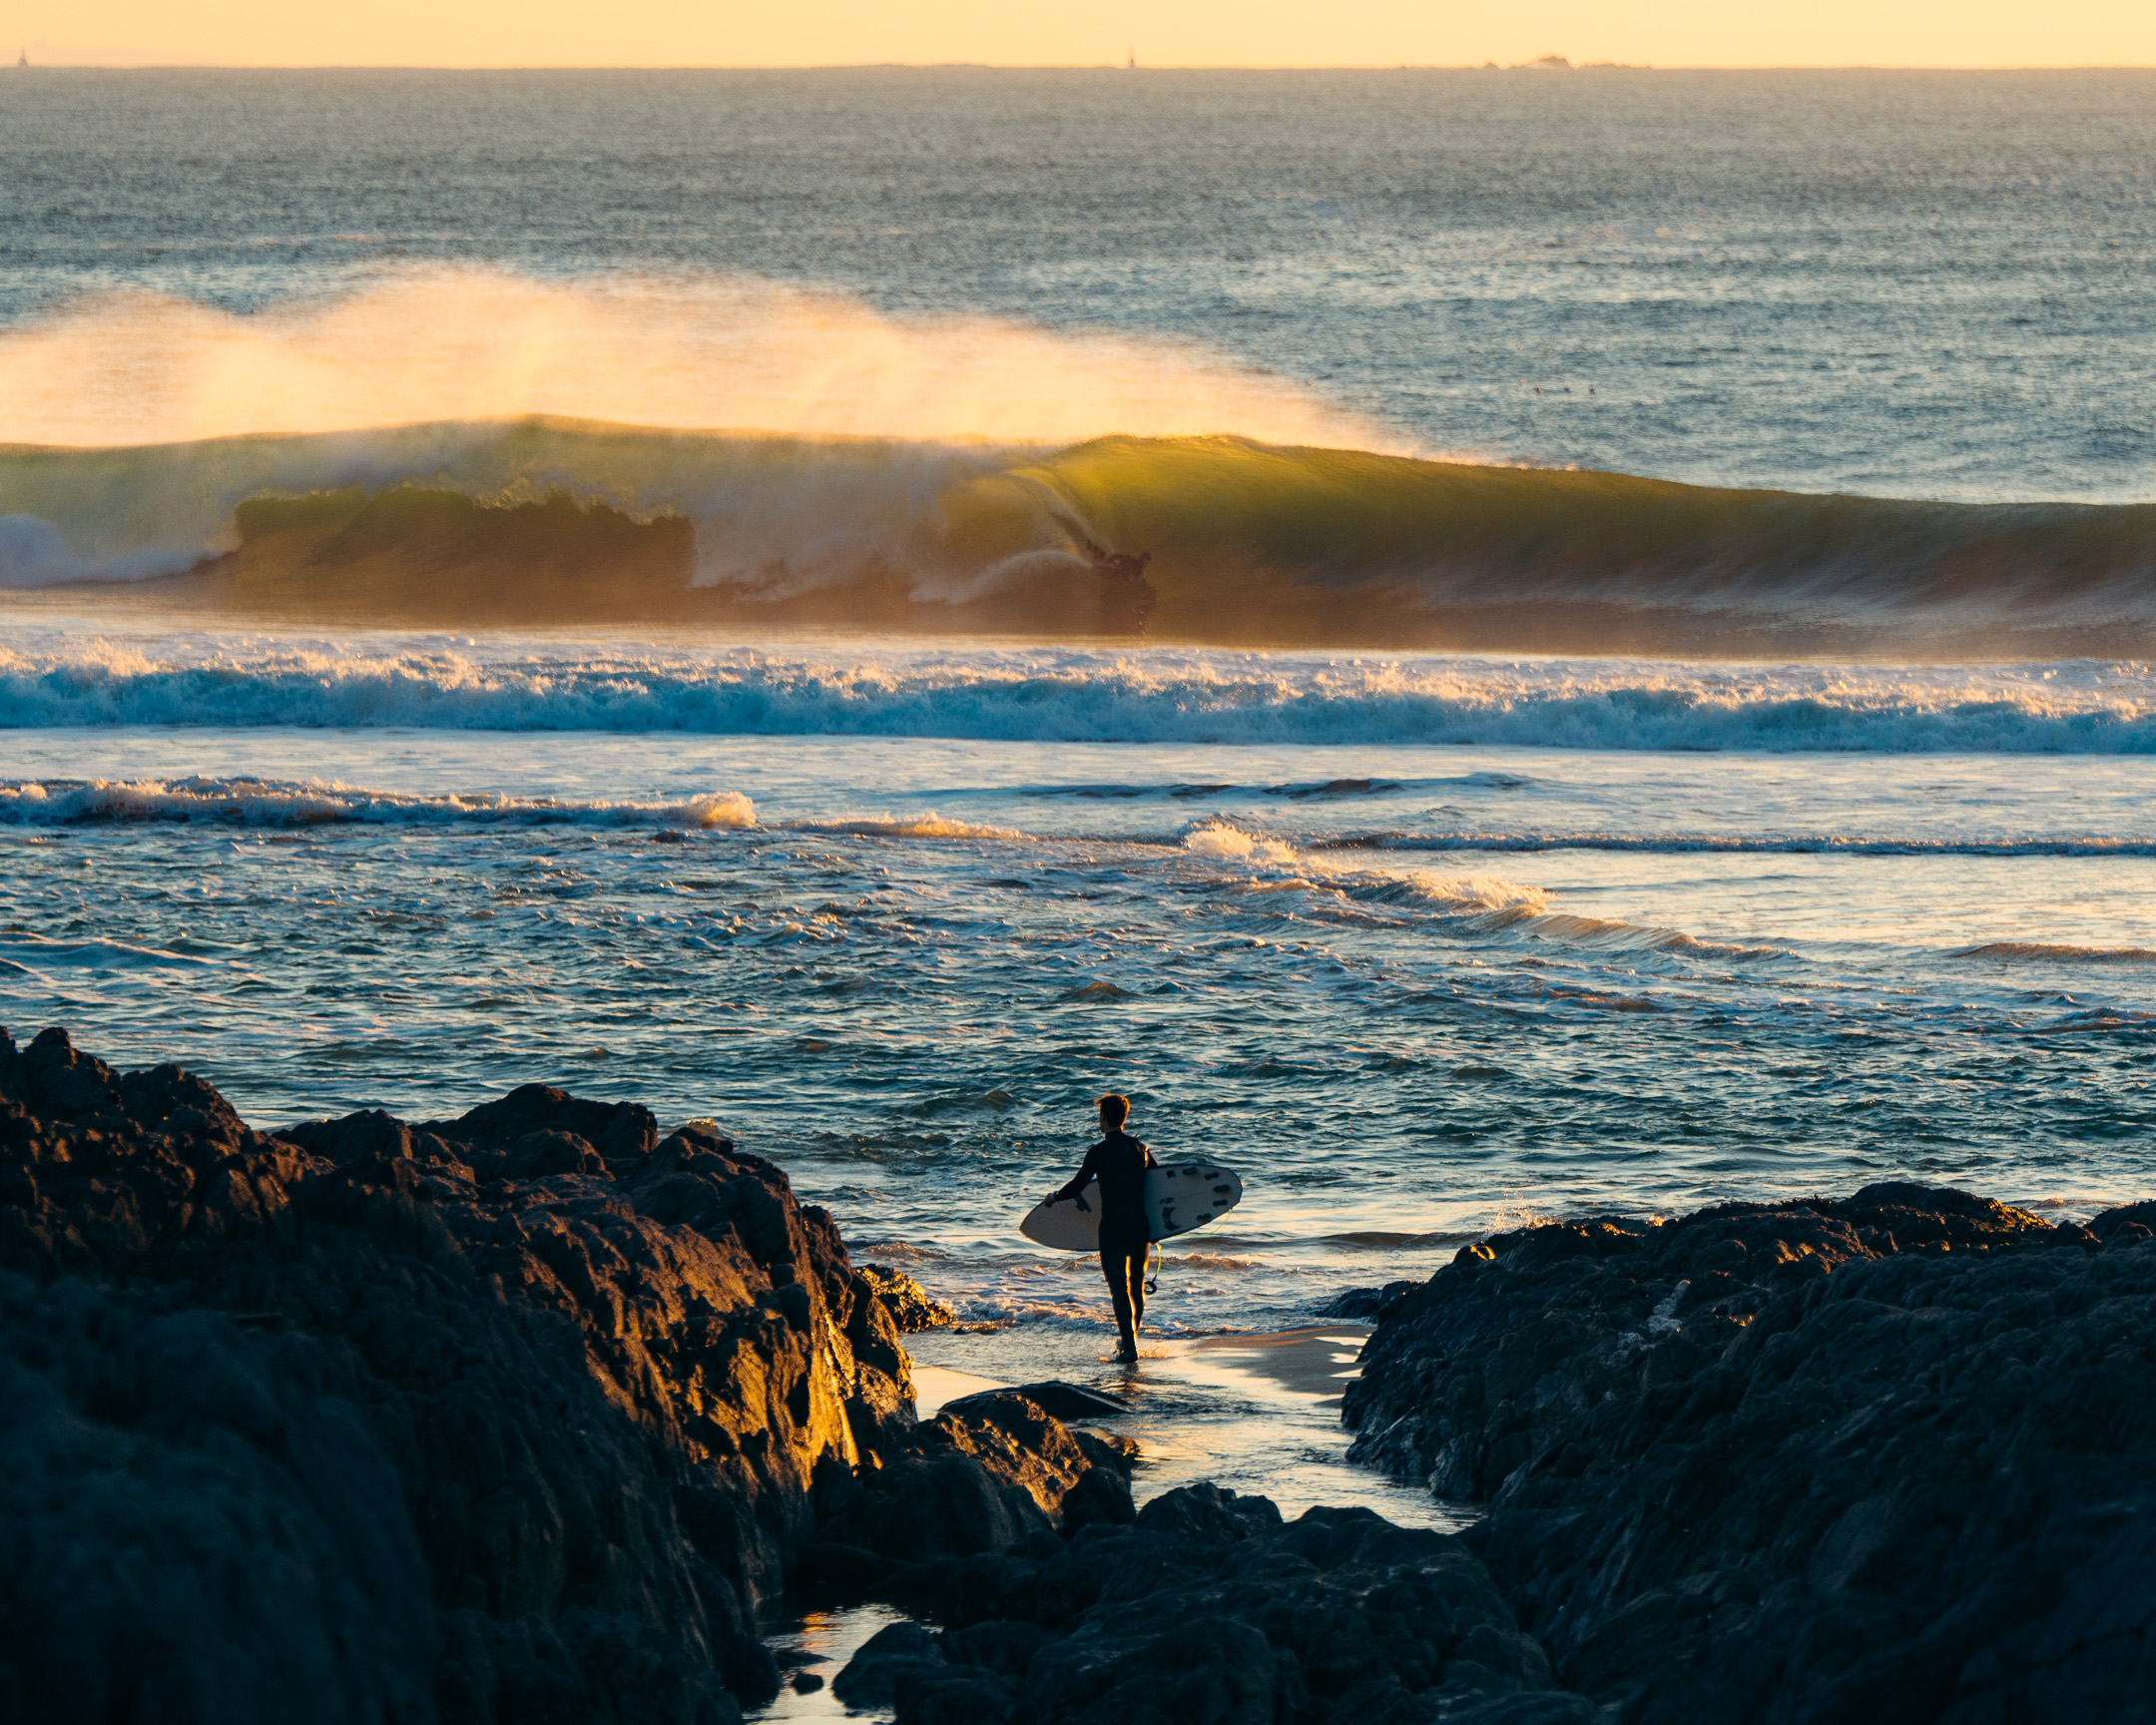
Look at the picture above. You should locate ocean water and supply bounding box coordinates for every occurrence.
[3,71,2154,1496]
[3,70,2156,651]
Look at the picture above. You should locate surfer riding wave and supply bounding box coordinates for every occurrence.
[1078,537,1158,635]
[1046,1092,1158,1361]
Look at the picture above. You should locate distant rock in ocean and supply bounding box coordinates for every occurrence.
[0,1026,1126,1724]
[1345,1184,2156,1722]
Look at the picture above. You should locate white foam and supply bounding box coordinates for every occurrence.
[1184,826,1298,864]
[3,630,2156,754]
[0,774,758,831]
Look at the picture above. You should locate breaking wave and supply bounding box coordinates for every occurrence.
[5,636,2156,752]
[0,269,2153,657]
[4,418,2154,657]
[0,776,759,830]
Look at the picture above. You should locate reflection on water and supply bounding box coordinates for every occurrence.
[904,1321,1475,1533]
[750,1324,1474,1718]
[754,1603,910,1724]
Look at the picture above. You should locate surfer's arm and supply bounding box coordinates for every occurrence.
[1047,1142,1103,1204]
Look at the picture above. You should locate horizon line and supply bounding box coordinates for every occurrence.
[10,59,2156,73]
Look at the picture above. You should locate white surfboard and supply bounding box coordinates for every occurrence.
[1020,1162,1243,1252]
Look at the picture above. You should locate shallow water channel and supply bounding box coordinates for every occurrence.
[750,1323,1471,1719]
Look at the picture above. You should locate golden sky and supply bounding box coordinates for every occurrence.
[9,0,2155,69]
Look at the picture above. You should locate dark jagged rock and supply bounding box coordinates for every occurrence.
[1343,1182,2156,1722]
[835,1485,1593,1725]
[816,1391,1137,1563]
[0,1026,1083,1725]
[1317,1281,1415,1320]
[2087,1198,2156,1241]
[942,1380,1129,1423]
[1131,1477,1281,1541]
[861,1262,957,1331]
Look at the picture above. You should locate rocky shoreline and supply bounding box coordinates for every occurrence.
[7,1025,2154,1724]
[0,1028,1127,1724]
[1343,1184,2156,1723]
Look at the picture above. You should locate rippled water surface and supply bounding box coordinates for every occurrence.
[5,68,2153,1409]
[6,69,2155,499]
[7,699,2153,1341]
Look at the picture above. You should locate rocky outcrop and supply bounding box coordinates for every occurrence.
[861,1263,957,1331]
[834,1483,1593,1725]
[1344,1183,2156,1723]
[0,1025,1046,1725]
[796,1390,1138,1605]
[943,1380,1130,1424]
[1318,1280,1415,1321]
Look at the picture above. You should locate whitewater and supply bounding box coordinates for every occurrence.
[7,627,2156,750]
[3,70,2154,1435]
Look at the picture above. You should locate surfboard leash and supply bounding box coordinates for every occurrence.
[1144,1239,1159,1297]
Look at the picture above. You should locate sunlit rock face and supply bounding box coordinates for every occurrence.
[0,1025,923,1724]
[1346,1186,2156,1723]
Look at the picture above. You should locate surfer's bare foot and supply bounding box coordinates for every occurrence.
[1115,1341,1139,1363]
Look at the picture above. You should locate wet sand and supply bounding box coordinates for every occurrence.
[1181,1326,1370,1407]
[897,1320,1465,1532]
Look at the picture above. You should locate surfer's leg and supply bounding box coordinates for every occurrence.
[1129,1246,1147,1332]
[1102,1250,1139,1353]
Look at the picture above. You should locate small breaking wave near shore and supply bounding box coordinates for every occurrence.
[0,776,761,831]
[5,634,2156,753]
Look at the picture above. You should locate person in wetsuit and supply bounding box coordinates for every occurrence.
[1047,1093,1157,1362]
[1076,538,1159,635]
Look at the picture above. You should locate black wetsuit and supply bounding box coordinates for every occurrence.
[1062,1130,1154,1345]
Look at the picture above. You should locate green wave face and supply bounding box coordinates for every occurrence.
[4,417,2154,657]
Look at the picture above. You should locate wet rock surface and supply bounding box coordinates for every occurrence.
[861,1263,957,1332]
[0,1027,1100,1725]
[803,1389,1139,1596]
[1319,1281,1416,1321]
[942,1380,1130,1423]
[835,1483,1593,1725]
[1345,1182,2156,1723]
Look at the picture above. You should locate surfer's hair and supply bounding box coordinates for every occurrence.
[1096,1093,1130,1128]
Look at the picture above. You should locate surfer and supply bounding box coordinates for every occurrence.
[1077,537,1158,636]
[1045,1093,1157,1362]
[1080,536,1153,584]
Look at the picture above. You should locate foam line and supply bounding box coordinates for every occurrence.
[4,637,2155,751]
